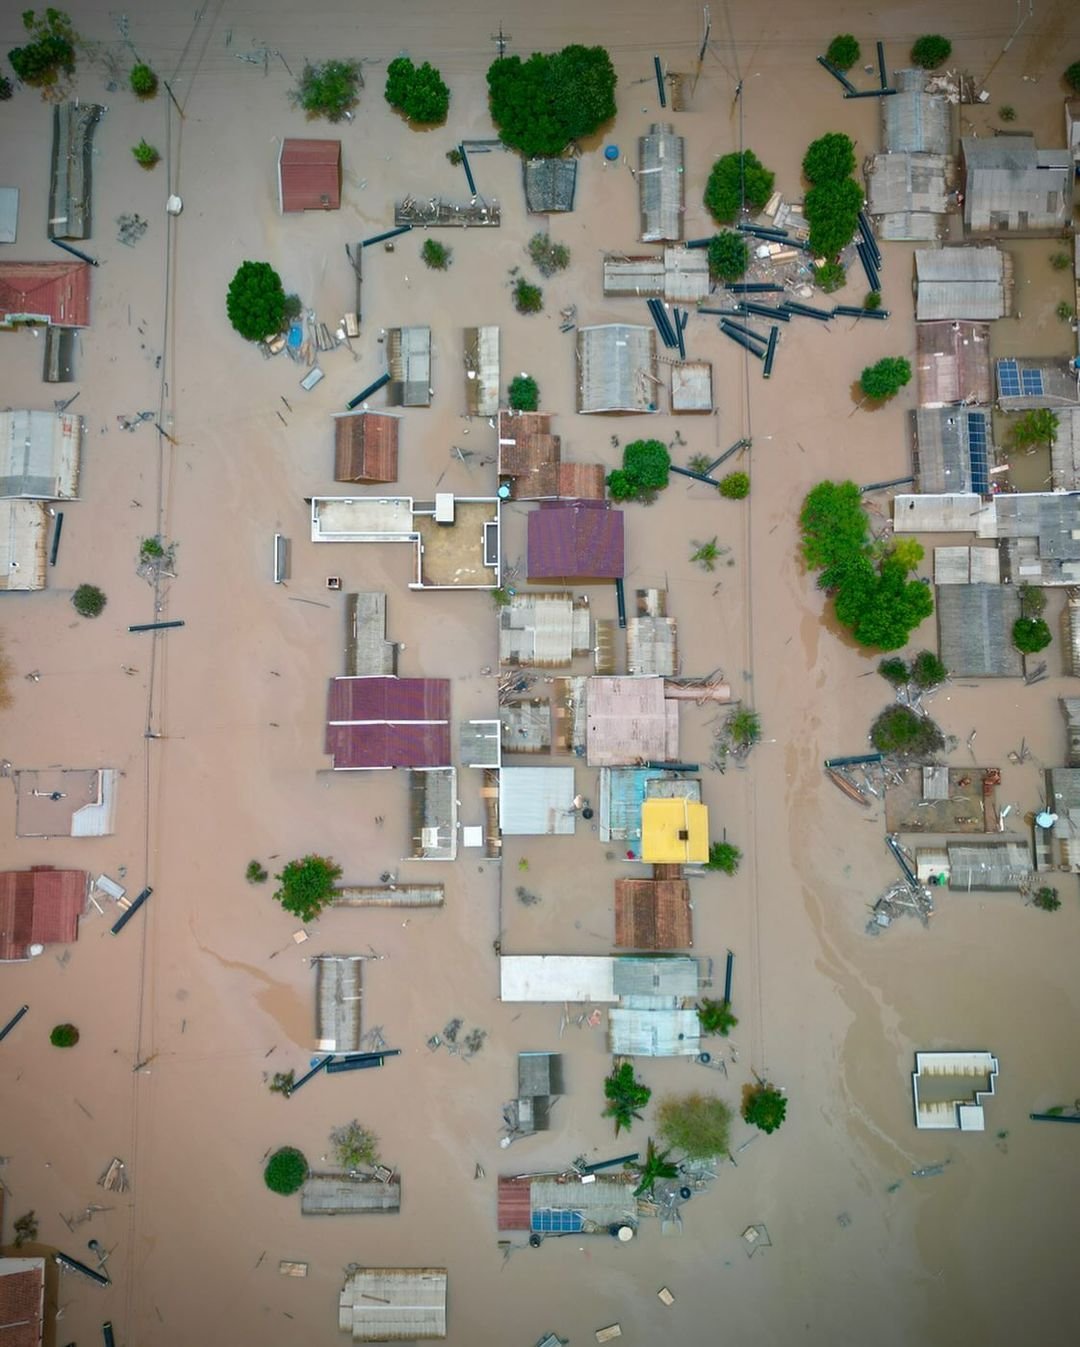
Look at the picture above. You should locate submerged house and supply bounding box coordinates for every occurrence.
[463,326,500,416]
[608,955,701,1057]
[602,248,709,301]
[313,954,363,1053]
[0,500,49,591]
[49,102,104,240]
[0,411,81,500]
[498,766,577,835]
[408,767,458,859]
[912,1051,999,1130]
[344,592,398,676]
[995,357,1080,412]
[497,410,606,501]
[915,321,992,407]
[0,260,90,328]
[935,584,1022,678]
[914,247,1012,321]
[1040,767,1080,872]
[599,768,702,843]
[586,676,678,767]
[386,326,432,406]
[639,123,684,242]
[614,871,693,949]
[338,1268,446,1341]
[527,500,624,582]
[333,410,400,484]
[912,407,993,494]
[514,1051,565,1134]
[576,324,658,414]
[639,797,709,864]
[960,135,1072,235]
[626,589,677,676]
[499,591,592,668]
[523,158,578,213]
[302,1171,400,1215]
[278,138,342,212]
[868,69,952,241]
[324,676,451,770]
[0,866,87,961]
[498,1173,638,1235]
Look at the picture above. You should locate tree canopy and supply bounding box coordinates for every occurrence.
[384,56,449,124]
[704,841,741,875]
[603,1061,651,1135]
[8,9,77,88]
[1067,62,1080,93]
[804,177,863,259]
[860,356,912,401]
[508,374,539,411]
[264,1146,308,1194]
[1013,617,1052,655]
[742,1084,787,1134]
[697,998,738,1035]
[826,35,860,70]
[870,705,945,756]
[486,45,616,157]
[802,131,856,186]
[273,854,342,922]
[657,1092,733,1157]
[226,261,286,342]
[704,150,775,223]
[291,59,363,122]
[1012,409,1059,450]
[632,1138,679,1196]
[707,231,749,283]
[911,35,952,69]
[607,439,671,501]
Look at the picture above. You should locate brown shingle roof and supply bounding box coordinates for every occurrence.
[497,1176,533,1230]
[0,260,91,327]
[0,867,87,961]
[334,411,399,483]
[498,411,605,500]
[278,139,342,212]
[614,876,693,949]
[0,1260,45,1347]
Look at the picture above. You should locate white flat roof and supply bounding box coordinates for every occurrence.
[498,766,576,835]
[500,955,617,1003]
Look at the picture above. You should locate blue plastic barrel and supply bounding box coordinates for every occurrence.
[604,145,619,161]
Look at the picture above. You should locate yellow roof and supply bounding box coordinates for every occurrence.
[640,798,709,864]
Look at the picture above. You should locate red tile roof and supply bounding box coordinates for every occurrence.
[0,1260,45,1347]
[325,676,451,770]
[614,876,693,949]
[527,500,624,579]
[0,261,91,327]
[0,866,87,961]
[496,1176,533,1230]
[279,139,342,212]
[334,411,399,483]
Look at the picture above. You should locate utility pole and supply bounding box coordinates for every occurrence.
[490,24,511,59]
[699,5,711,62]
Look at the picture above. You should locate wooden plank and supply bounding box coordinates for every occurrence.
[279,1261,308,1277]
[595,1327,622,1343]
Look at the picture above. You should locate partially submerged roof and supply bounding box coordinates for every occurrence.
[338,1268,447,1342]
[936,584,1022,678]
[408,767,458,859]
[302,1171,400,1214]
[914,247,1011,320]
[913,1051,999,1130]
[498,411,605,501]
[614,875,693,949]
[640,797,709,864]
[576,324,658,414]
[995,357,1080,412]
[333,410,400,484]
[913,407,993,494]
[882,72,952,154]
[961,135,1072,233]
[0,410,81,500]
[0,187,18,244]
[0,499,48,591]
[314,954,362,1053]
[947,839,1031,890]
[500,955,617,1003]
[867,153,948,240]
[1043,767,1080,871]
[386,326,431,406]
[608,1005,701,1056]
[602,248,709,302]
[464,326,500,415]
[528,500,624,580]
[612,954,698,999]
[915,321,992,406]
[49,102,104,240]
[344,592,398,677]
[324,676,451,770]
[530,1175,638,1230]
[1047,410,1080,490]
[586,676,679,767]
[498,766,576,835]
[0,1258,45,1347]
[14,768,118,837]
[278,138,342,212]
[0,260,90,327]
[518,1051,564,1097]
[499,590,591,667]
[639,123,685,242]
[0,866,87,961]
[670,360,713,413]
[523,158,578,212]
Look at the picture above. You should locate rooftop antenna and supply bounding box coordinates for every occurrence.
[491,23,511,58]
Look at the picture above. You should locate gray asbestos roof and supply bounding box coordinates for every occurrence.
[639,123,684,242]
[882,78,952,155]
[936,584,1022,678]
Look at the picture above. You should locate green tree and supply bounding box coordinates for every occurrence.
[1066,62,1080,92]
[607,440,671,502]
[0,76,12,100]
[8,8,77,88]
[870,705,944,756]
[1012,409,1060,451]
[911,650,948,689]
[719,471,749,499]
[814,261,846,293]
[864,290,882,311]
[487,45,616,157]
[632,1137,679,1196]
[889,537,925,572]
[860,356,912,401]
[911,35,952,69]
[291,59,363,122]
[697,998,738,1036]
[603,1061,651,1135]
[705,841,741,875]
[330,1120,379,1170]
[727,707,761,749]
[707,231,749,283]
[130,62,158,98]
[264,1146,308,1194]
[1013,617,1051,655]
[384,56,449,124]
[421,239,451,270]
[513,277,543,313]
[800,480,869,570]
[826,35,860,70]
[50,1023,79,1047]
[273,854,342,922]
[527,233,570,276]
[226,261,286,342]
[704,150,775,223]
[878,656,910,687]
[508,374,539,411]
[246,860,268,884]
[1019,583,1047,618]
[657,1092,732,1157]
[72,583,106,617]
[802,131,856,185]
[690,537,725,571]
[132,140,160,169]
[1033,886,1060,912]
[804,176,863,259]
[742,1084,787,1134]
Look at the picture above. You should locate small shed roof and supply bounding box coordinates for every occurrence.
[614,875,693,949]
[0,866,87,961]
[639,123,685,242]
[586,676,678,767]
[933,545,1000,585]
[916,321,992,406]
[313,954,362,1053]
[344,592,398,677]
[881,74,952,154]
[0,1258,45,1347]
[386,326,431,406]
[324,676,451,770]
[936,584,1023,678]
[608,1006,701,1056]
[913,407,993,494]
[499,766,576,835]
[497,1175,534,1229]
[626,614,678,676]
[523,158,578,212]
[338,1268,447,1342]
[946,839,1031,891]
[408,767,457,859]
[499,955,617,1003]
[518,1051,564,1097]
[528,500,624,580]
[0,260,90,327]
[640,797,709,864]
[464,326,500,415]
[302,1171,400,1215]
[914,247,1011,320]
[499,591,589,668]
[459,719,500,768]
[577,324,658,414]
[602,249,709,302]
[333,411,400,484]
[0,499,48,591]
[0,410,80,500]
[278,138,342,212]
[671,360,713,413]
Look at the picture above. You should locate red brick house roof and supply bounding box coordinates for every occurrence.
[498,412,605,501]
[0,866,87,961]
[0,1259,45,1347]
[325,676,451,770]
[527,500,624,580]
[278,139,342,212]
[496,1176,533,1230]
[614,875,693,949]
[0,261,90,327]
[333,410,399,483]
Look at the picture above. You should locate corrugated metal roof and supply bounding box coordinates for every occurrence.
[523,158,578,212]
[577,324,658,413]
[463,326,500,415]
[586,676,678,767]
[608,1006,701,1056]
[314,954,363,1053]
[0,867,87,961]
[278,138,342,212]
[497,1175,534,1229]
[302,1172,401,1214]
[530,1176,638,1227]
[671,360,713,412]
[936,584,1023,678]
[612,954,698,998]
[867,153,948,217]
[498,766,576,834]
[408,767,457,859]
[639,123,684,242]
[0,499,49,591]
[0,260,91,327]
[333,410,399,483]
[386,326,431,406]
[344,592,398,677]
[916,321,992,406]
[946,839,1031,890]
[324,676,451,769]
[963,135,1072,231]
[913,407,993,493]
[528,500,624,579]
[881,78,952,154]
[0,410,81,500]
[915,248,1006,282]
[518,1051,564,1096]
[338,1268,447,1342]
[49,102,104,240]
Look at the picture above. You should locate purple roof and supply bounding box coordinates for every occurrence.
[527,500,624,580]
[325,676,451,769]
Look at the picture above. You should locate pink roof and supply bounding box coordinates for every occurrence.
[0,866,87,961]
[0,260,91,327]
[527,500,624,579]
[325,676,451,769]
[279,138,342,212]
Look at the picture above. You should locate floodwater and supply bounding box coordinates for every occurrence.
[2,1,1080,1344]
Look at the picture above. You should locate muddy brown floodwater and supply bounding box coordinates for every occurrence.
[2,1,1080,1344]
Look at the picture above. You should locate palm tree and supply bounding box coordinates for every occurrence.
[697,998,738,1035]
[602,1062,651,1135]
[633,1138,679,1197]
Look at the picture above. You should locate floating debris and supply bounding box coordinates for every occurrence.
[911,1159,951,1178]
[116,213,148,246]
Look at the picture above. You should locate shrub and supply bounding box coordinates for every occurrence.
[50,1023,79,1048]
[805,176,863,259]
[603,1061,651,1135]
[8,9,77,89]
[707,231,749,283]
[1033,885,1060,912]
[331,1120,379,1170]
[633,1137,679,1196]
[268,1070,295,1095]
[864,290,882,311]
[527,232,570,277]
[1067,62,1080,92]
[860,356,912,401]
[826,35,860,70]
[487,45,616,157]
[1051,251,1071,271]
[72,584,106,618]
[1012,617,1051,655]
[226,261,286,342]
[879,657,909,687]
[384,56,449,124]
[12,1211,38,1247]
[690,536,726,571]
[998,104,1016,122]
[1019,582,1047,618]
[802,132,856,185]
[421,238,451,270]
[814,261,846,293]
[698,998,738,1036]
[911,650,948,689]
[513,277,543,314]
[704,150,775,223]
[491,586,512,609]
[0,76,13,100]
[1057,301,1075,322]
[719,471,750,500]
[130,63,158,98]
[132,140,160,169]
[1012,409,1059,450]
[657,1093,732,1158]
[705,841,741,875]
[911,35,952,69]
[264,1146,308,1194]
[291,59,363,122]
[742,1084,787,1134]
[607,439,671,501]
[508,374,539,411]
[246,860,268,884]
[446,147,462,165]
[273,854,343,922]
[282,293,303,323]
[870,705,944,756]
[727,707,761,750]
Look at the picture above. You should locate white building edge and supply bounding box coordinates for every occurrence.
[912,1050,999,1130]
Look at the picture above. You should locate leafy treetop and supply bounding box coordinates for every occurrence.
[264,1146,308,1194]
[508,374,539,411]
[8,8,76,88]
[742,1084,787,1134]
[860,356,912,401]
[273,854,342,922]
[603,1061,651,1135]
[226,261,286,342]
[291,59,363,122]
[802,132,856,185]
[1012,617,1052,655]
[384,56,450,124]
[1012,409,1059,450]
[607,439,671,502]
[704,150,775,224]
[487,45,616,158]
[707,231,749,283]
[1066,62,1080,93]
[870,704,945,756]
[911,35,952,70]
[826,35,860,70]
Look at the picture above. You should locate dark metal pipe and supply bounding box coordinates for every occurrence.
[736,223,789,241]
[579,1151,639,1173]
[763,325,779,379]
[860,475,914,493]
[362,225,412,248]
[54,1253,110,1287]
[781,301,833,322]
[670,464,719,486]
[719,318,768,346]
[288,1054,333,1095]
[823,753,884,768]
[876,41,888,90]
[325,1054,385,1073]
[615,577,627,629]
[719,323,766,359]
[843,87,897,98]
[648,299,678,348]
[816,55,857,94]
[833,305,891,320]
[51,237,98,267]
[885,834,921,893]
[103,1323,117,1347]
[858,210,882,266]
[347,371,391,410]
[49,511,63,566]
[705,439,750,472]
[111,887,153,936]
[675,310,686,360]
[0,1004,30,1042]
[654,55,666,108]
[741,300,790,322]
[128,620,185,633]
[727,283,784,293]
[458,145,477,196]
[697,307,747,317]
[1029,1112,1080,1124]
[644,761,700,772]
[723,950,734,1003]
[856,241,880,292]
[684,237,712,249]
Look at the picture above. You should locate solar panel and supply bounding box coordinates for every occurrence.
[532,1209,584,1234]
[1021,368,1044,396]
[998,359,1020,397]
[967,413,989,494]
